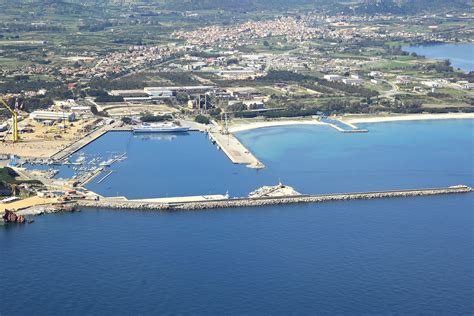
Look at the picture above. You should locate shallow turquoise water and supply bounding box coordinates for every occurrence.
[403,43,474,71]
[1,120,473,315]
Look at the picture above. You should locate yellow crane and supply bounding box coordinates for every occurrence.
[0,98,19,142]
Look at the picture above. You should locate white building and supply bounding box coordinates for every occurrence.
[342,78,364,86]
[323,74,343,82]
[30,111,75,122]
[421,81,441,88]
[144,89,174,98]
[457,81,474,90]
[369,71,384,78]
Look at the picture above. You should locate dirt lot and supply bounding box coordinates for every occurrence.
[97,102,178,117]
[0,117,99,158]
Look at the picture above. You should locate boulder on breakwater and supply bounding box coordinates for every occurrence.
[16,203,78,217]
[76,185,472,212]
[2,210,26,224]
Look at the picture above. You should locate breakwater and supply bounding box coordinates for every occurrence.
[76,185,472,211]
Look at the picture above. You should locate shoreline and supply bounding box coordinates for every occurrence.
[341,113,474,124]
[228,113,474,133]
[228,119,327,133]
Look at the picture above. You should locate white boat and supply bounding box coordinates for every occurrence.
[75,153,86,164]
[133,123,190,134]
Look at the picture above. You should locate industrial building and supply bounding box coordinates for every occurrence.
[30,111,76,122]
[144,86,214,96]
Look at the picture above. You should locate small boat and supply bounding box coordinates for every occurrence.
[75,153,86,164]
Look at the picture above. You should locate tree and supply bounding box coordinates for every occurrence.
[90,105,98,115]
[227,102,246,112]
[195,114,210,124]
[176,92,189,103]
[140,113,172,122]
[121,117,132,124]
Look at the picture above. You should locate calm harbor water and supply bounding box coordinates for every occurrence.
[81,119,473,198]
[1,120,473,315]
[403,43,474,71]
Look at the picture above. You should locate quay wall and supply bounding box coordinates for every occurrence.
[51,123,117,161]
[76,186,472,211]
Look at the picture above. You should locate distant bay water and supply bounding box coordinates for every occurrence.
[1,119,473,315]
[403,43,474,71]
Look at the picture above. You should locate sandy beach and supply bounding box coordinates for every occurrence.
[228,119,327,133]
[341,113,474,124]
[228,113,474,133]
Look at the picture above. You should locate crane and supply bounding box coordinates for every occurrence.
[0,98,19,142]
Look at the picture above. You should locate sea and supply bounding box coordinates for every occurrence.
[403,43,474,72]
[1,120,473,315]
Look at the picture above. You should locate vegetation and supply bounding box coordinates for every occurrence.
[140,113,172,122]
[195,114,210,124]
[94,95,124,103]
[121,116,132,124]
[0,167,41,185]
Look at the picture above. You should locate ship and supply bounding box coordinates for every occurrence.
[133,123,190,134]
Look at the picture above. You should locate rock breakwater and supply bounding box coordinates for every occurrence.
[76,185,472,211]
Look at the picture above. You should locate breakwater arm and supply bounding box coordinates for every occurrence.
[76,185,472,211]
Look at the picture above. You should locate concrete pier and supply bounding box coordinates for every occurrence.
[208,130,264,168]
[76,185,472,211]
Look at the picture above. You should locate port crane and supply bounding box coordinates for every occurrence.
[0,98,19,142]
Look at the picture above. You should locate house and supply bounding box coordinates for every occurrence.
[342,78,364,86]
[421,81,441,88]
[323,74,343,82]
[396,76,411,84]
[457,81,474,90]
[369,71,384,78]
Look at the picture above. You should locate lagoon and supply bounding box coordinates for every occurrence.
[403,43,474,71]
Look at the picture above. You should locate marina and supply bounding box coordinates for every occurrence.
[50,121,119,162]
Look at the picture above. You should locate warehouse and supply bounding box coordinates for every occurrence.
[30,111,76,122]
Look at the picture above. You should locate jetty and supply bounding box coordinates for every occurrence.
[208,130,264,168]
[76,185,472,211]
[321,118,368,133]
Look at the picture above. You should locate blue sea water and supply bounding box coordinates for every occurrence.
[1,120,473,315]
[403,43,474,71]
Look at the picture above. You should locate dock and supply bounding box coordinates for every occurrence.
[322,118,369,133]
[208,129,264,168]
[76,185,472,211]
[96,170,114,184]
